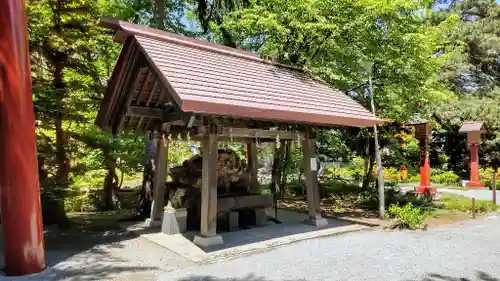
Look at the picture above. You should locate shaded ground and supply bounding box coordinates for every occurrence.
[0,211,194,281]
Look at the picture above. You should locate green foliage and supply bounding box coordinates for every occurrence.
[221,0,453,121]
[438,194,500,213]
[387,203,429,230]
[430,169,461,185]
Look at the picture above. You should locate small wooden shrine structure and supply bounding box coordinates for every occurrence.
[459,121,487,188]
[96,18,383,247]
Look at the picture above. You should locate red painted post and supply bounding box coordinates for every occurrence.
[415,124,435,194]
[466,142,485,188]
[0,0,46,276]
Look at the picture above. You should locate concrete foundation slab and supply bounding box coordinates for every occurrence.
[136,209,369,263]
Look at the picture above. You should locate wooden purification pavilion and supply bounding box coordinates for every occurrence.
[96,17,383,246]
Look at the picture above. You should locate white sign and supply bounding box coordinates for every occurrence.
[310,158,318,171]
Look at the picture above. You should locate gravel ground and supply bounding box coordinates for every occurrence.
[158,216,500,281]
[2,215,500,281]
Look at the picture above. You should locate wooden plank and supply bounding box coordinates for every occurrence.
[127,106,163,118]
[200,125,218,236]
[150,131,169,221]
[196,126,303,140]
[145,81,159,107]
[246,140,260,194]
[302,127,322,220]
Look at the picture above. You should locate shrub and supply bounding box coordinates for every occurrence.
[387,203,428,230]
[430,169,461,185]
[406,174,420,183]
[383,167,401,181]
[480,168,500,188]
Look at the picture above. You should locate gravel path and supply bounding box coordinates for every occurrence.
[399,185,499,204]
[158,216,500,281]
[437,188,499,203]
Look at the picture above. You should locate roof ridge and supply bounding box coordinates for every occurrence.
[98,17,302,71]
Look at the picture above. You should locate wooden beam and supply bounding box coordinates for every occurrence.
[127,106,163,118]
[150,128,169,221]
[200,125,218,237]
[302,127,323,222]
[196,126,303,140]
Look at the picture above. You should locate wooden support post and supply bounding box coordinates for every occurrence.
[146,130,169,226]
[472,197,476,219]
[466,141,485,188]
[493,169,497,205]
[301,128,327,227]
[194,125,223,247]
[247,139,260,194]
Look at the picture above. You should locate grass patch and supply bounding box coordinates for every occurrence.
[437,194,499,214]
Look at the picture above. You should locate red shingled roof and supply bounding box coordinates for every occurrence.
[459,121,486,133]
[98,18,383,128]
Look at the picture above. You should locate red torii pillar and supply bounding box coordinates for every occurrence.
[460,122,486,189]
[0,0,46,276]
[414,123,436,194]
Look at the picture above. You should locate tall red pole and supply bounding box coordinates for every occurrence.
[0,0,46,276]
[415,124,436,194]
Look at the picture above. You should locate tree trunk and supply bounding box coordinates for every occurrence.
[280,140,292,199]
[103,154,118,211]
[154,0,165,30]
[363,154,375,190]
[137,133,156,218]
[53,58,70,229]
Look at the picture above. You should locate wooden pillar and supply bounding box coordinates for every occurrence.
[301,128,327,227]
[246,139,260,194]
[0,0,46,275]
[146,130,169,226]
[466,132,484,188]
[194,125,223,246]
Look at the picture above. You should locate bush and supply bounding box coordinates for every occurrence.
[480,168,500,188]
[438,194,499,213]
[406,174,420,183]
[65,190,103,212]
[387,203,428,230]
[319,180,359,198]
[383,167,401,181]
[430,169,461,185]
[385,188,434,210]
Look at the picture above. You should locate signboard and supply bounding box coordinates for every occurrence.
[310,158,318,171]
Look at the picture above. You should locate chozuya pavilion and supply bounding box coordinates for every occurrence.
[96,17,383,247]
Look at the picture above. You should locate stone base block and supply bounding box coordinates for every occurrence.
[162,208,187,234]
[193,235,224,248]
[466,181,485,189]
[415,186,437,194]
[303,217,328,227]
[255,208,267,226]
[144,218,161,228]
[229,212,239,231]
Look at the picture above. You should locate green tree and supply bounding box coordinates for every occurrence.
[220,0,454,122]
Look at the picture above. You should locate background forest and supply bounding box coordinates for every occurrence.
[28,0,500,226]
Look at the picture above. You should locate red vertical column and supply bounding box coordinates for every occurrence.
[467,143,485,188]
[416,136,435,194]
[0,0,46,276]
